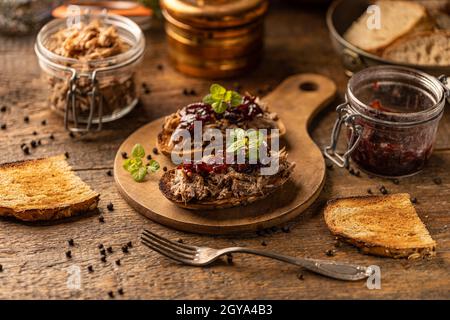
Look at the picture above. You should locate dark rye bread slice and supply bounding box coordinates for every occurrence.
[159,168,293,210]
[0,155,99,221]
[324,193,436,259]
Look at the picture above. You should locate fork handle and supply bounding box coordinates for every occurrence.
[217,247,370,281]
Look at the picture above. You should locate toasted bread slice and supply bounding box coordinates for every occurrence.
[324,193,436,259]
[382,30,450,66]
[0,155,99,221]
[344,1,430,54]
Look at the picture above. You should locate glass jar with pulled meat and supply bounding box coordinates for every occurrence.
[35,14,145,132]
[325,66,449,178]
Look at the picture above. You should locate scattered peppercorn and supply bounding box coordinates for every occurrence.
[127,241,133,248]
[115,259,121,266]
[157,64,164,70]
[261,241,267,246]
[433,177,442,185]
[118,288,124,295]
[30,140,37,148]
[22,146,30,155]
[107,246,113,253]
[108,291,114,298]
[379,185,388,195]
[281,226,290,233]
[101,256,107,263]
[0,123,6,130]
[163,166,167,172]
[411,197,418,204]
[41,120,47,126]
[64,152,70,159]
[37,140,42,146]
[121,152,128,159]
[183,88,189,96]
[226,253,233,264]
[0,264,3,272]
[367,188,373,194]
[87,265,94,273]
[107,202,114,211]
[177,239,183,243]
[98,244,104,249]
[152,147,158,155]
[98,216,104,223]
[297,273,304,281]
[106,170,113,177]
[32,131,37,135]
[68,239,74,246]
[325,249,336,257]
[100,249,106,256]
[189,89,197,96]
[121,245,129,253]
[66,251,72,259]
[0,106,6,112]
[146,154,152,160]
[24,116,29,123]
[49,134,54,140]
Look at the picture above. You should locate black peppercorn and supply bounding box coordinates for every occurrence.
[127,241,133,248]
[0,123,6,130]
[115,259,121,266]
[379,186,388,195]
[189,89,197,96]
[411,197,418,204]
[152,147,158,155]
[24,116,29,123]
[325,249,335,257]
[98,216,104,223]
[37,140,42,146]
[163,166,167,172]
[0,264,3,272]
[41,120,47,126]
[69,132,75,138]
[100,249,106,256]
[88,265,93,273]
[146,154,152,160]
[49,134,54,140]
[64,152,69,159]
[0,106,6,112]
[183,88,189,96]
[22,146,30,155]
[177,239,183,243]
[106,170,112,176]
[108,291,114,298]
[101,256,107,263]
[367,188,373,194]
[66,251,72,259]
[261,241,267,246]
[118,288,124,295]
[121,152,128,159]
[68,239,74,246]
[121,245,129,253]
[30,140,37,148]
[297,273,304,280]
[107,246,113,253]
[107,202,114,211]
[157,64,163,70]
[433,177,442,185]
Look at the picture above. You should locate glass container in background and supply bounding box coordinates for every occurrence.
[0,0,61,35]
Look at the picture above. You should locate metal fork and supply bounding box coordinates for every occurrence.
[141,229,373,281]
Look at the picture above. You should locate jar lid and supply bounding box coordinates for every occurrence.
[161,0,268,29]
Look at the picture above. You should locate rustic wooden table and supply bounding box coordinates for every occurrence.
[0,4,449,300]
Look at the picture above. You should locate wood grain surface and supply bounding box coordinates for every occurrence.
[114,73,335,234]
[0,3,449,299]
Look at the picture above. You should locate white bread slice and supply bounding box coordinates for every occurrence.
[324,193,436,259]
[382,30,450,66]
[344,1,429,54]
[0,155,99,221]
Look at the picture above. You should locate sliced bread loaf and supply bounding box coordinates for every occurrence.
[0,155,99,221]
[344,1,429,54]
[324,193,436,259]
[382,30,450,65]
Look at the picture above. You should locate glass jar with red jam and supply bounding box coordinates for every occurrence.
[325,66,449,178]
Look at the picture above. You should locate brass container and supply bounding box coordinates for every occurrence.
[161,0,268,79]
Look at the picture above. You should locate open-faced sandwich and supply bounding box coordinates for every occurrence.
[157,84,286,157]
[159,149,295,210]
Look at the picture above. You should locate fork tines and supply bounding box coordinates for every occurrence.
[141,229,197,263]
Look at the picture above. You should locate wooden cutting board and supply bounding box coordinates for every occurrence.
[114,74,336,234]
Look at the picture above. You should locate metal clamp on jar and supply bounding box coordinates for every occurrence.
[35,13,145,132]
[325,66,449,178]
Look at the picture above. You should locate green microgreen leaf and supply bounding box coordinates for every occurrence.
[203,84,242,114]
[131,143,145,158]
[123,144,160,182]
